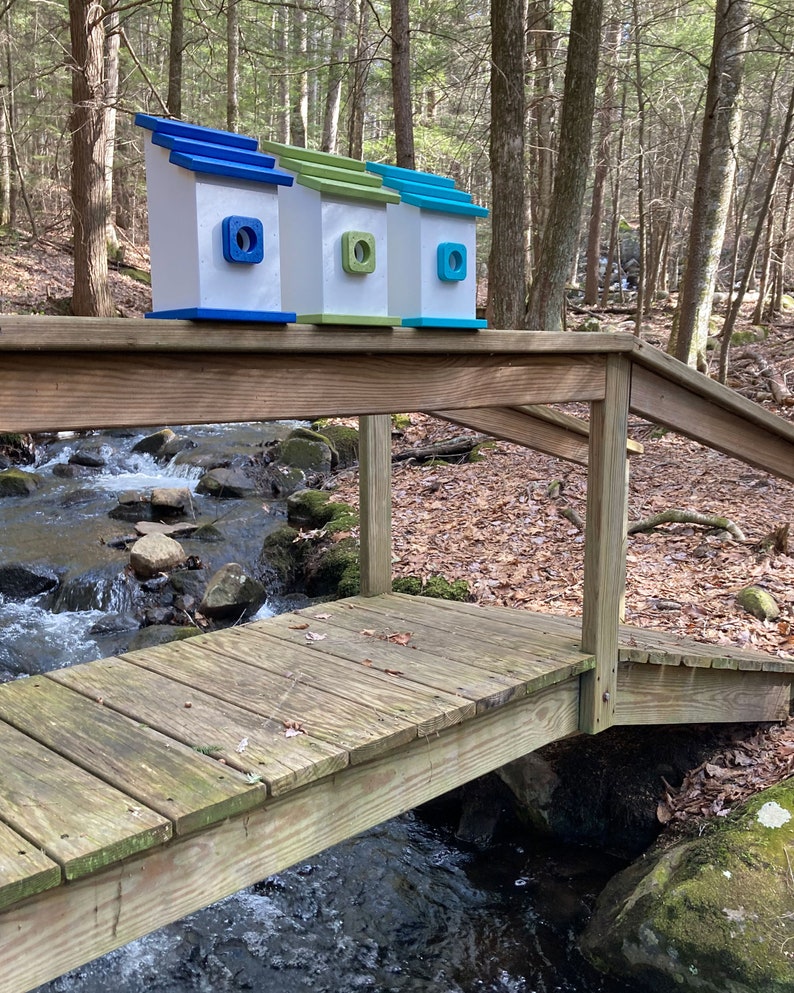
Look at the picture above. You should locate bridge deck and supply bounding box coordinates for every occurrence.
[1,593,790,926]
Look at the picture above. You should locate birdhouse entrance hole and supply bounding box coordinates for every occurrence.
[222,215,265,265]
[342,230,377,275]
[437,242,467,282]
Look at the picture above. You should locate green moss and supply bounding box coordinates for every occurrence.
[260,524,309,590]
[286,488,357,530]
[468,440,496,463]
[277,436,333,473]
[306,537,360,598]
[392,575,470,601]
[0,467,44,496]
[391,413,411,430]
[317,424,359,469]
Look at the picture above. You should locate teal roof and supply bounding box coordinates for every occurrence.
[366,161,488,218]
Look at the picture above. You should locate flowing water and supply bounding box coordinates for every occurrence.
[2,424,643,993]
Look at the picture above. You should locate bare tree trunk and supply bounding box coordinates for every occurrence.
[167,0,183,117]
[290,1,308,147]
[320,0,349,153]
[526,0,603,332]
[346,0,370,159]
[584,17,620,306]
[526,0,555,261]
[0,9,12,228]
[673,0,750,370]
[273,7,289,143]
[104,4,120,255]
[69,0,114,317]
[390,0,414,169]
[227,0,240,132]
[487,0,527,329]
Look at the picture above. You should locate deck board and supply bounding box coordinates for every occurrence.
[0,821,61,911]
[0,721,171,885]
[47,657,349,796]
[0,677,265,833]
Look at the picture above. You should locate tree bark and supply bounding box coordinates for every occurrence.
[487,0,527,329]
[346,0,370,159]
[69,0,114,317]
[390,0,414,170]
[672,0,750,371]
[227,0,240,132]
[526,0,603,333]
[320,0,349,153]
[526,1,556,261]
[167,0,183,117]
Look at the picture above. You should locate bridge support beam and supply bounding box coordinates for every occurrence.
[580,354,631,733]
[359,413,392,595]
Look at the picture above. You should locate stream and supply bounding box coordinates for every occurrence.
[1,424,643,993]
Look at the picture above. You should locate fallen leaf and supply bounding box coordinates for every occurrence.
[289,622,310,630]
[360,658,374,666]
[314,612,332,620]
[285,727,305,738]
[360,628,376,637]
[236,737,249,753]
[305,631,327,642]
[386,631,412,646]
[384,669,404,676]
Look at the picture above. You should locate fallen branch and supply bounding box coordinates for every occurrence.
[743,349,792,404]
[628,509,745,542]
[392,435,487,464]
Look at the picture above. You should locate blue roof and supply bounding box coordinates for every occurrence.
[365,160,488,218]
[135,115,293,187]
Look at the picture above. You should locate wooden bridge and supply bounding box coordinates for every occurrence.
[0,317,793,992]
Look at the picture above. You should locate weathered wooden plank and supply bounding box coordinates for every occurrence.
[122,639,419,763]
[616,663,791,724]
[353,593,589,660]
[434,403,643,467]
[0,680,580,993]
[359,414,392,595]
[47,658,349,797]
[0,719,171,881]
[202,623,476,734]
[0,316,637,355]
[432,406,591,465]
[580,354,631,733]
[0,352,606,433]
[631,365,794,483]
[332,596,594,694]
[0,678,264,834]
[281,603,534,710]
[0,821,61,911]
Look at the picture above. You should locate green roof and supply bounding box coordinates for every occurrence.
[260,141,399,205]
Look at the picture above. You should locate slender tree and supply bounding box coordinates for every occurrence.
[167,0,183,117]
[69,0,114,316]
[526,0,604,332]
[390,0,414,169]
[487,0,527,329]
[672,0,750,370]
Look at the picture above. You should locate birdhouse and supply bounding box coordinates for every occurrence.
[259,141,401,326]
[366,162,488,328]
[135,114,295,322]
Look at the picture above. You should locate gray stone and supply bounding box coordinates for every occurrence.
[131,428,176,456]
[736,585,779,621]
[0,563,59,600]
[195,467,258,499]
[151,486,194,516]
[69,445,107,468]
[129,532,187,579]
[199,562,266,619]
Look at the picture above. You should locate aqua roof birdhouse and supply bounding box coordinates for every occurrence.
[366,162,488,328]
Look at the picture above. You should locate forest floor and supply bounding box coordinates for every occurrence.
[3,234,794,827]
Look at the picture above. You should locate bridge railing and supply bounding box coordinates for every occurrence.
[2,317,793,736]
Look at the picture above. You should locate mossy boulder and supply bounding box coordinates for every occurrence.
[276,429,334,476]
[131,428,176,457]
[736,585,779,621]
[312,423,359,469]
[582,780,794,992]
[0,467,45,497]
[260,524,310,591]
[286,489,357,532]
[306,537,360,598]
[392,575,470,601]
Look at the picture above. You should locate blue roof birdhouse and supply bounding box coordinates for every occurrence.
[135,114,295,322]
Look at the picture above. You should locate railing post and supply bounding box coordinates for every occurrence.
[580,354,631,733]
[359,414,392,596]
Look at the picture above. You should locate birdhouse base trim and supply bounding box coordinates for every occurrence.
[297,313,401,326]
[146,307,297,323]
[401,316,487,329]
